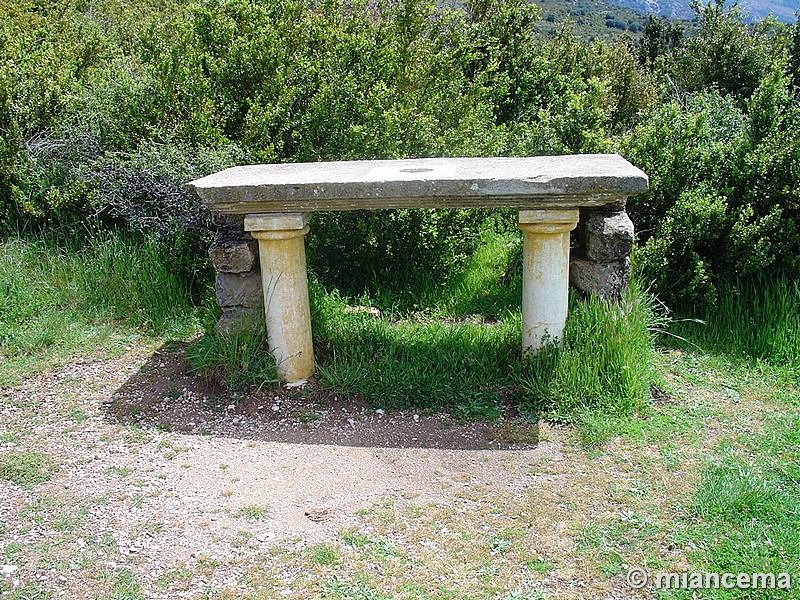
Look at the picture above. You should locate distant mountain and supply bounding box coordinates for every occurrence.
[441,0,795,41]
[605,0,798,22]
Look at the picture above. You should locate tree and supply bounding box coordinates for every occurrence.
[637,15,683,67]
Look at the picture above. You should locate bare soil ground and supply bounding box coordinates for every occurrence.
[0,343,759,599]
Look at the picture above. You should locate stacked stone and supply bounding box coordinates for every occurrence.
[569,203,635,301]
[208,221,263,334]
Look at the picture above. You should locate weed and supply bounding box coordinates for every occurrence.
[185,312,278,391]
[3,542,22,561]
[311,544,340,566]
[53,506,88,532]
[204,396,226,413]
[340,530,372,548]
[103,568,146,600]
[156,566,192,588]
[104,467,131,478]
[322,573,390,600]
[66,408,87,423]
[488,536,513,554]
[136,521,165,535]
[298,411,321,425]
[523,558,555,573]
[501,591,547,600]
[195,556,220,569]
[232,505,271,521]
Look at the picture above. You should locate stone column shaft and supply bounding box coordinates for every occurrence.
[244,213,314,382]
[518,209,579,353]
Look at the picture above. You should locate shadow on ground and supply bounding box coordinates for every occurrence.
[106,342,539,450]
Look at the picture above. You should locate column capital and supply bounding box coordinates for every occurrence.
[250,226,309,241]
[518,209,579,235]
[244,212,311,232]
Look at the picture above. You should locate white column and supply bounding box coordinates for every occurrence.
[244,213,314,382]
[518,209,579,353]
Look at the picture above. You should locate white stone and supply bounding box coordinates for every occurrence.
[244,213,310,232]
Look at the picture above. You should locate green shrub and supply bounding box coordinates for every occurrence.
[637,15,683,67]
[623,75,800,307]
[1,0,797,315]
[308,208,492,293]
[672,0,783,103]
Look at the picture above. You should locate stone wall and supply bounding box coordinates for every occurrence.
[208,216,263,334]
[569,203,634,301]
[208,204,635,333]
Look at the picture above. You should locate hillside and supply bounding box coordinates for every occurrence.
[606,0,798,22]
[532,0,654,38]
[438,0,684,40]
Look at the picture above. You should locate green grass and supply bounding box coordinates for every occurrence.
[517,280,664,421]
[668,413,800,599]
[322,234,657,419]
[0,229,665,424]
[0,234,206,387]
[669,277,800,371]
[565,347,800,597]
[184,313,279,391]
[315,305,520,417]
[0,452,58,487]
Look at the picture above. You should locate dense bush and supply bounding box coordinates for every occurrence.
[624,70,800,306]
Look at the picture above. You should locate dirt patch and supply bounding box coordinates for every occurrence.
[107,343,540,450]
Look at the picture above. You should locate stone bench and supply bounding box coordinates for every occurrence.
[188,155,648,382]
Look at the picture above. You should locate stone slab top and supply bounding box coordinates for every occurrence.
[187,154,648,213]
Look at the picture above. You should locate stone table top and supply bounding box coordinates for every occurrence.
[187,154,648,213]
